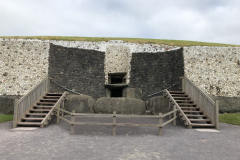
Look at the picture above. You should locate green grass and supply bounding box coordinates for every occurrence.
[0,113,239,125]
[0,36,239,47]
[219,113,240,126]
[0,115,13,123]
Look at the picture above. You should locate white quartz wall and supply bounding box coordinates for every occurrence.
[184,46,240,97]
[1,38,239,97]
[0,39,173,96]
[0,39,49,95]
[105,45,131,84]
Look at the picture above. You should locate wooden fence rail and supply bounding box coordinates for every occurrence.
[13,78,50,128]
[182,76,219,129]
[54,106,178,136]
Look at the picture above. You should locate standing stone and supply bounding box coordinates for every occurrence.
[94,97,146,114]
[145,96,168,115]
[64,95,95,113]
[123,88,142,99]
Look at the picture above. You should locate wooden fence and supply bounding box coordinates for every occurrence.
[13,78,50,128]
[54,106,178,136]
[182,76,219,129]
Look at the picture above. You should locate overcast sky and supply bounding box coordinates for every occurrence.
[0,0,239,45]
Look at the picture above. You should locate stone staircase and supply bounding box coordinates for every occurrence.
[164,90,215,129]
[17,93,66,128]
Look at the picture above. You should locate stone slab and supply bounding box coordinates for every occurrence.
[94,97,146,114]
[65,94,95,113]
[11,127,38,131]
[195,129,220,133]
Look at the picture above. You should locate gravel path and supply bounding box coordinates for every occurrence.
[0,117,240,160]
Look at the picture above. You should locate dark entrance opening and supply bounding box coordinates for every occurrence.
[111,76,123,84]
[106,73,127,97]
[111,88,123,97]
[108,73,126,84]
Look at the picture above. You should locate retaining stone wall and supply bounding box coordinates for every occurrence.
[184,46,240,97]
[129,48,184,100]
[48,44,106,99]
[0,95,20,114]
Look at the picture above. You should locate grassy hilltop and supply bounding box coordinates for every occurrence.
[0,36,239,47]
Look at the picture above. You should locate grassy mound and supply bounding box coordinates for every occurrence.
[1,36,239,47]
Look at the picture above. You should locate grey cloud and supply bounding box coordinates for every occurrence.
[0,0,239,45]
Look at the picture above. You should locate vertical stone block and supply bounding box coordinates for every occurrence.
[145,96,168,115]
[64,94,95,113]
[123,88,142,99]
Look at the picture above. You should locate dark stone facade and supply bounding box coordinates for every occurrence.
[0,95,20,114]
[48,44,106,99]
[129,48,184,100]
[48,45,184,101]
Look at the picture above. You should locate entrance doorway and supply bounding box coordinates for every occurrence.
[106,73,127,97]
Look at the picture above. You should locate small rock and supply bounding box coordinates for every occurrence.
[3,72,8,76]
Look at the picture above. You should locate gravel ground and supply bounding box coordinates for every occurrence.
[0,117,240,160]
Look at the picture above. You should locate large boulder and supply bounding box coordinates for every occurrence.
[94,97,146,114]
[145,96,168,115]
[65,94,95,113]
[123,88,142,99]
